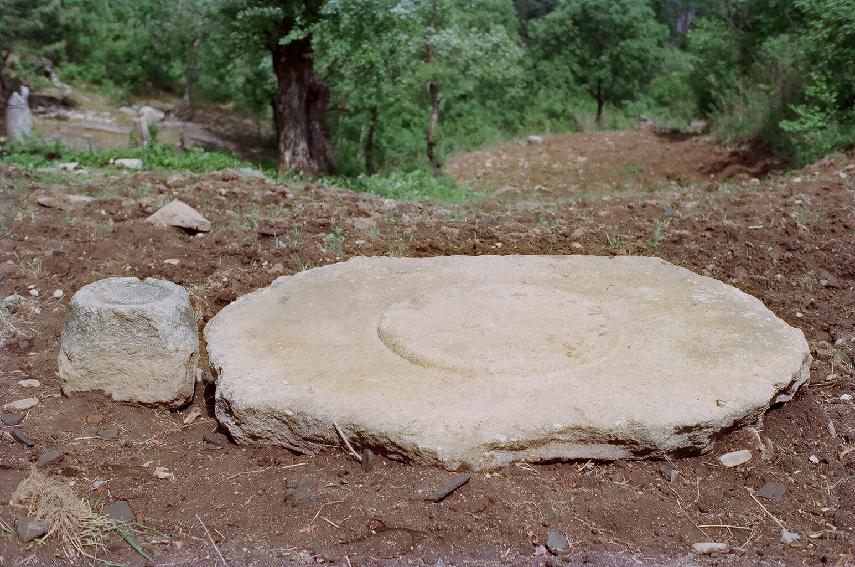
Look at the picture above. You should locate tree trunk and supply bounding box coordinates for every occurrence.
[595,81,605,126]
[426,83,441,177]
[364,106,378,175]
[425,0,442,177]
[271,37,337,176]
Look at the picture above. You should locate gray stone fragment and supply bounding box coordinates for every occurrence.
[545,530,569,555]
[3,398,39,412]
[17,379,41,388]
[780,528,800,545]
[203,432,229,447]
[113,158,142,169]
[17,518,47,543]
[59,277,198,408]
[718,449,752,468]
[756,481,786,500]
[692,542,729,555]
[37,449,64,467]
[361,448,375,472]
[102,500,135,523]
[285,482,316,507]
[426,474,471,503]
[97,426,119,440]
[11,428,34,447]
[1,413,24,426]
[659,462,679,482]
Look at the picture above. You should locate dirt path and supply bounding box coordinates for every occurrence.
[0,133,853,566]
[446,129,780,201]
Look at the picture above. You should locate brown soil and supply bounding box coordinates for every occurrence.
[1,131,854,567]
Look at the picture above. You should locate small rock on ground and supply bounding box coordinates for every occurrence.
[11,428,34,447]
[3,398,39,412]
[17,518,48,543]
[756,481,786,500]
[1,413,24,426]
[545,530,569,555]
[285,482,316,507]
[97,426,119,440]
[692,542,729,555]
[718,449,752,467]
[659,462,679,482]
[17,379,41,388]
[426,474,472,503]
[781,529,800,545]
[203,432,230,447]
[361,448,375,472]
[37,449,64,467]
[102,500,135,523]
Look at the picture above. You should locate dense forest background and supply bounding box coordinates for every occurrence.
[1,0,853,176]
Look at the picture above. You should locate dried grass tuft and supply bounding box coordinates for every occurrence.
[10,470,138,562]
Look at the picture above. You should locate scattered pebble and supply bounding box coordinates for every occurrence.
[1,413,24,426]
[11,428,34,447]
[809,454,819,464]
[285,481,316,507]
[756,481,786,500]
[426,473,471,503]
[3,398,39,412]
[17,518,48,543]
[718,449,752,468]
[28,289,39,297]
[361,448,375,472]
[52,289,64,299]
[781,528,800,545]
[841,394,852,401]
[545,530,569,555]
[692,542,729,555]
[2,293,22,313]
[203,432,229,447]
[97,427,119,440]
[163,258,180,266]
[659,462,679,482]
[153,466,175,480]
[183,409,201,424]
[102,500,135,523]
[37,449,64,467]
[17,379,41,388]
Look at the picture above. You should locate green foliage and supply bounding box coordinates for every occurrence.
[685,17,741,114]
[531,0,668,122]
[336,170,479,203]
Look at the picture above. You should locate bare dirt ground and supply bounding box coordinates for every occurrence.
[1,130,854,566]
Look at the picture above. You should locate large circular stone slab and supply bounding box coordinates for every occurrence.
[205,256,810,470]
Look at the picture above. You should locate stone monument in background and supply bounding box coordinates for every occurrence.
[6,86,33,141]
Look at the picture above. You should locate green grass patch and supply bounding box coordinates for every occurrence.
[334,170,480,204]
[1,137,261,174]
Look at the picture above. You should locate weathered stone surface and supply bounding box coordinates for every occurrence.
[59,277,198,408]
[3,398,39,412]
[206,255,810,471]
[102,500,135,523]
[145,199,211,233]
[17,518,47,543]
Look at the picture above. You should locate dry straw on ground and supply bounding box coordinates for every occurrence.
[10,470,142,561]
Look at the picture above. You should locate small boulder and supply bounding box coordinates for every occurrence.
[527,135,544,144]
[146,199,211,233]
[756,481,786,500]
[59,277,199,408]
[11,428,34,447]
[17,379,41,388]
[1,413,24,426]
[17,518,48,543]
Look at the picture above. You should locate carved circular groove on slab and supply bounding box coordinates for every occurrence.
[378,284,615,375]
[205,255,811,471]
